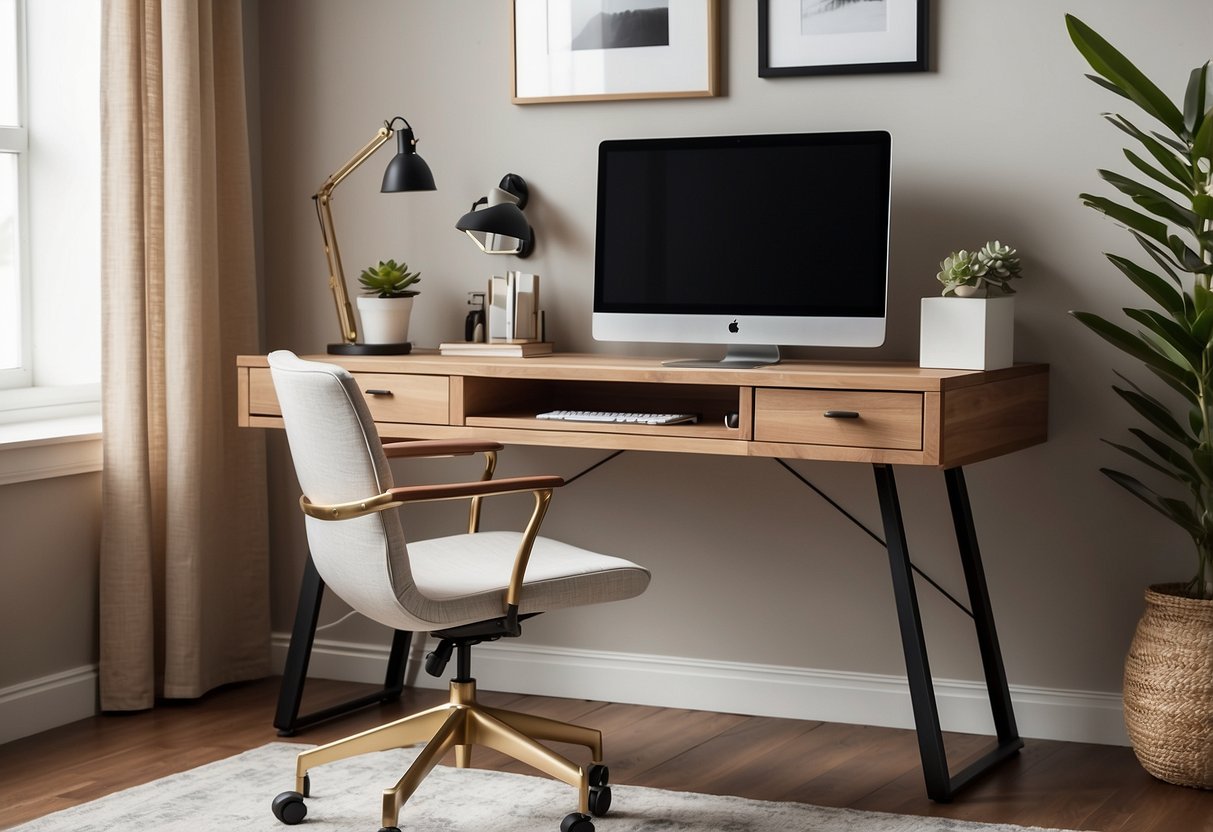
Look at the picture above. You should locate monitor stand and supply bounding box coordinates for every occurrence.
[663,344,781,369]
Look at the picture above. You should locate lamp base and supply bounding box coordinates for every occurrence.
[327,342,412,356]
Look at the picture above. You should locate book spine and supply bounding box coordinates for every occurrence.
[504,271,517,341]
[488,275,508,341]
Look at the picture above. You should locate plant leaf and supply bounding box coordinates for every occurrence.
[1194,446,1213,485]
[1190,306,1213,346]
[1146,364,1201,406]
[1080,194,1170,244]
[1098,170,1200,227]
[1113,385,1196,445]
[1071,310,1196,386]
[1128,427,1201,481]
[1168,235,1209,272]
[1104,439,1189,482]
[1124,149,1190,196]
[1132,231,1184,285]
[1087,73,1131,100]
[1105,254,1184,315]
[1193,108,1213,171]
[1124,307,1203,368]
[1105,116,1195,188]
[1185,62,1210,137]
[1066,15,1187,137]
[1101,468,1202,536]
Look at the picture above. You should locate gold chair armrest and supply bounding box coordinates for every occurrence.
[302,474,563,635]
[386,475,563,503]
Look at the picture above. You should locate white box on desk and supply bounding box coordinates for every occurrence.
[919,296,1014,371]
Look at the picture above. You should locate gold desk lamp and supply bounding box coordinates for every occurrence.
[314,116,436,355]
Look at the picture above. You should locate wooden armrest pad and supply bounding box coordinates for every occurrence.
[381,439,505,459]
[387,474,564,502]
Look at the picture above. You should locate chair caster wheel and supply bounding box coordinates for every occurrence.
[377,827,402,832]
[271,791,307,825]
[588,785,612,817]
[587,764,609,788]
[561,811,594,832]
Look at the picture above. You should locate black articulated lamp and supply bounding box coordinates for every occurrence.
[455,173,535,258]
[314,116,436,355]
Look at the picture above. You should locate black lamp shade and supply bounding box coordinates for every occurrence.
[455,202,532,241]
[381,128,436,193]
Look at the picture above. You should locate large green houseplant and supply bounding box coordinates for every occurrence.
[1067,14,1213,790]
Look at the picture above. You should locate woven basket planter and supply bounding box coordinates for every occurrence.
[1122,584,1213,789]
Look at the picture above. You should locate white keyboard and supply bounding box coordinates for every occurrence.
[536,410,699,426]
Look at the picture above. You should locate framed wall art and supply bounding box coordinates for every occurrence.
[758,0,928,77]
[512,0,719,104]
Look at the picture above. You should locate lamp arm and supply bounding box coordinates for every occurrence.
[313,123,396,345]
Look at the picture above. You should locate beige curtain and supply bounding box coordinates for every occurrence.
[99,0,269,710]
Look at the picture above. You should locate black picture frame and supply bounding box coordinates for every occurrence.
[758,0,928,77]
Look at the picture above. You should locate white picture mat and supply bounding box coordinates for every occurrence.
[514,0,713,99]
[767,0,919,68]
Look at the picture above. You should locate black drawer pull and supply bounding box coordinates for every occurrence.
[823,410,860,419]
[364,389,394,397]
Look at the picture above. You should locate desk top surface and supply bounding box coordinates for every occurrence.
[237,352,1046,393]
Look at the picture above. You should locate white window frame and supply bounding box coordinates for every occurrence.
[0,0,31,392]
[0,0,101,482]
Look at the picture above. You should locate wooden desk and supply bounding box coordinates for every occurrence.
[238,353,1049,801]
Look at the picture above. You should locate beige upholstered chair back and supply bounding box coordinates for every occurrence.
[268,350,424,629]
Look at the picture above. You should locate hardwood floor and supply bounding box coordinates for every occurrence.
[0,677,1209,830]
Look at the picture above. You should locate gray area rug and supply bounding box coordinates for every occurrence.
[11,742,1080,832]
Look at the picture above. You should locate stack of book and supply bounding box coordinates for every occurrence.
[438,340,553,357]
[441,272,551,357]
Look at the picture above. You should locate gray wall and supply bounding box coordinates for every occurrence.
[0,474,100,689]
[256,0,1211,699]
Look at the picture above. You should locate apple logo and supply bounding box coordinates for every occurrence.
[728,319,739,333]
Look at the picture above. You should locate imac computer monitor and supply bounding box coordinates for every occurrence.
[592,131,892,368]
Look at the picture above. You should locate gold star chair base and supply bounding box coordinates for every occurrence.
[280,676,610,832]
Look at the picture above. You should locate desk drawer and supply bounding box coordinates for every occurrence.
[754,389,923,450]
[246,368,448,425]
[353,373,449,425]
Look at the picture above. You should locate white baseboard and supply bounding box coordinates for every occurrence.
[271,633,1129,747]
[0,665,98,744]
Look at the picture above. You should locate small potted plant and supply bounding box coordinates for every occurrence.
[920,241,1024,370]
[356,259,421,345]
[937,241,1024,297]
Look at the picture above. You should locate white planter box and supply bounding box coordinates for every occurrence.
[919,296,1014,371]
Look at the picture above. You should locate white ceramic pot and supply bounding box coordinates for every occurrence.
[357,296,414,345]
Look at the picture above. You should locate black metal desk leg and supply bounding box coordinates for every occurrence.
[274,552,413,736]
[945,467,1021,747]
[872,464,1024,802]
[872,464,952,800]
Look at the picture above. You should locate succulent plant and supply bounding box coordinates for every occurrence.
[936,241,1025,296]
[977,241,1024,293]
[358,259,421,298]
[936,250,988,296]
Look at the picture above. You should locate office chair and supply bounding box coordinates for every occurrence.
[265,351,650,832]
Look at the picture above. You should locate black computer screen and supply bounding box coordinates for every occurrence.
[594,131,891,318]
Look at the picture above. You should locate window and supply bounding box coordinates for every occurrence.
[0,0,100,420]
[0,0,100,484]
[0,0,27,387]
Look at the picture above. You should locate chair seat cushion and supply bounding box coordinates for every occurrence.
[401,531,650,628]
